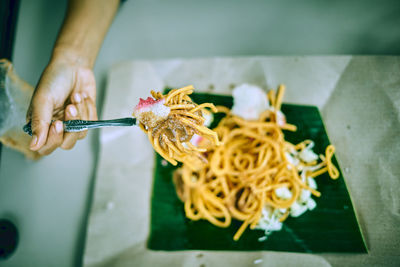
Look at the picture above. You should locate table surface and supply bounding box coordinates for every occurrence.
[1,0,400,266]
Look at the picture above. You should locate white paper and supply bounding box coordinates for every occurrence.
[83,56,400,267]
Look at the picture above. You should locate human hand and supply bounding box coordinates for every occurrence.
[26,53,97,155]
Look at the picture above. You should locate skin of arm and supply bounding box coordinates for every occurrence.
[27,0,120,155]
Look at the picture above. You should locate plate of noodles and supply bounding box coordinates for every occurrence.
[145,85,366,253]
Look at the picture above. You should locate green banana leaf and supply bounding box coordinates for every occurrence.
[148,92,367,253]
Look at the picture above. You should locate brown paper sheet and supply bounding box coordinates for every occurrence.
[83,56,400,267]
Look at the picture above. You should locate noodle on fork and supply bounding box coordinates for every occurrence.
[134,85,220,167]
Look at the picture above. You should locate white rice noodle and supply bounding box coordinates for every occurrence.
[275,187,292,200]
[202,111,213,127]
[231,84,269,120]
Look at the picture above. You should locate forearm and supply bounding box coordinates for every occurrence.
[52,0,120,68]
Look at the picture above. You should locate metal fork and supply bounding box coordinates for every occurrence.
[23,117,137,136]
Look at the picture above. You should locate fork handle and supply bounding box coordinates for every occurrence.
[23,117,136,136]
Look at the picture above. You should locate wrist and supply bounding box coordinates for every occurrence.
[50,45,92,68]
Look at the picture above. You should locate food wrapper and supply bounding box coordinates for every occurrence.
[0,59,40,159]
[83,56,400,266]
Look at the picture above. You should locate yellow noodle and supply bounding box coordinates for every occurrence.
[172,85,339,241]
[136,86,220,166]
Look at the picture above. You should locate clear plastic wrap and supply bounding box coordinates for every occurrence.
[0,59,40,159]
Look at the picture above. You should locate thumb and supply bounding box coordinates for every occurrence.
[27,91,54,151]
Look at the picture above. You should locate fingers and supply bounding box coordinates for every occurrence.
[38,121,64,155]
[59,92,97,150]
[27,92,54,151]
[71,92,98,140]
[34,92,96,152]
[84,94,98,121]
[61,104,80,150]
[72,92,88,140]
